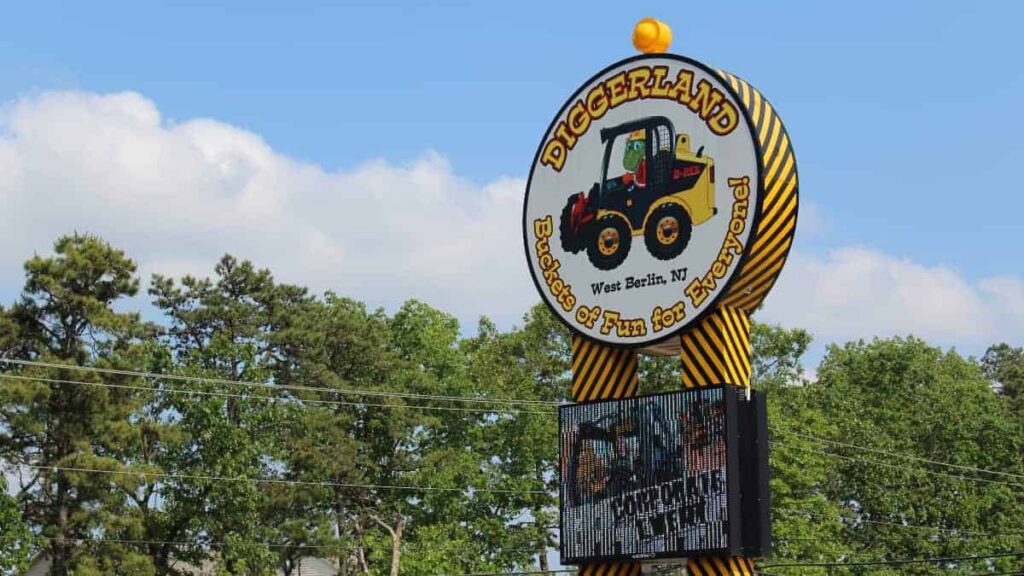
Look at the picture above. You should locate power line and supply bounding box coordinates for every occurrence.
[778,442,1024,490]
[19,463,550,495]
[0,358,562,408]
[773,509,1024,538]
[44,536,342,550]
[0,373,554,416]
[43,536,554,558]
[760,550,1024,568]
[772,427,1024,481]
[436,565,577,569]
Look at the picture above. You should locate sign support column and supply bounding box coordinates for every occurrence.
[570,335,641,576]
[680,306,756,576]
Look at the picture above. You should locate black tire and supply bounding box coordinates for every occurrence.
[559,195,586,254]
[644,203,692,261]
[586,214,632,271]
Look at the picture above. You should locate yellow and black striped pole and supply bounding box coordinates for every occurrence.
[570,335,641,576]
[680,307,756,575]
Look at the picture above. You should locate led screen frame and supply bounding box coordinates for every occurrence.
[558,388,743,564]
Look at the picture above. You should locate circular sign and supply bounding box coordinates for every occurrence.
[523,54,796,350]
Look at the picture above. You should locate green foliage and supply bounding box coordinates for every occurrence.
[2,236,1022,575]
[983,343,1024,412]
[0,475,34,574]
[770,337,1024,575]
[0,234,157,576]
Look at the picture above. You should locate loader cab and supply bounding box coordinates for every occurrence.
[597,115,677,202]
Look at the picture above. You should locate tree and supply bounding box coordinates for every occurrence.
[0,234,157,576]
[778,337,1024,574]
[460,304,569,572]
[982,343,1024,407]
[0,475,34,575]
[268,293,396,575]
[145,255,312,575]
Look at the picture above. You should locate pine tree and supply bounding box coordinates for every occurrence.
[147,255,311,575]
[0,234,156,575]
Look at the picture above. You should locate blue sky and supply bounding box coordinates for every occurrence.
[1,0,1022,360]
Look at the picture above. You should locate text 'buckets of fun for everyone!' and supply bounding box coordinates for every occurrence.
[522,18,799,576]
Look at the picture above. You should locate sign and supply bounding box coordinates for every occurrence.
[560,388,742,563]
[559,388,771,564]
[523,54,799,351]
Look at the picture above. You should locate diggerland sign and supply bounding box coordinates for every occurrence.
[523,54,770,348]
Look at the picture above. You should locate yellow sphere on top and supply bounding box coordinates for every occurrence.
[632,17,672,54]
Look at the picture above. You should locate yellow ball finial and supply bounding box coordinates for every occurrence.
[632,17,672,54]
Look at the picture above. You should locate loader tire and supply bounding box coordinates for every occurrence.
[559,195,586,254]
[587,214,632,271]
[644,203,692,261]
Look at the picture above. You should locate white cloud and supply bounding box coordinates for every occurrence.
[759,247,1024,349]
[0,90,535,327]
[1,90,1021,348]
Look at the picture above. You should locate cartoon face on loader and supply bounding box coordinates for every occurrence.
[559,115,717,271]
[621,129,646,187]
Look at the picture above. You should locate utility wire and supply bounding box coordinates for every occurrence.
[0,358,562,408]
[41,536,552,559]
[778,442,1024,490]
[773,509,1024,540]
[772,427,1024,481]
[19,463,550,495]
[11,358,1023,481]
[44,536,342,550]
[0,373,554,416]
[436,565,577,569]
[760,550,1024,568]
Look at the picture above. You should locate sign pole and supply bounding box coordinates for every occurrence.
[570,335,641,576]
[679,306,756,576]
[525,14,798,573]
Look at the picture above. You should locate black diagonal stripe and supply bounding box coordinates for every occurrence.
[730,258,789,310]
[749,83,768,135]
[761,116,787,181]
[581,347,617,402]
[753,192,797,256]
[688,329,724,385]
[681,336,715,387]
[600,349,629,400]
[573,345,607,401]
[713,313,746,382]
[717,312,751,383]
[759,160,797,216]
[697,320,740,384]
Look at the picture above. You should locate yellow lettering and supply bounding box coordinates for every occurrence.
[600,310,621,336]
[686,278,708,308]
[709,100,738,136]
[540,139,566,172]
[534,216,553,239]
[586,85,609,119]
[671,70,694,104]
[567,101,590,137]
[688,79,724,120]
[607,73,629,108]
[627,66,652,100]
[554,122,577,149]
[649,66,671,98]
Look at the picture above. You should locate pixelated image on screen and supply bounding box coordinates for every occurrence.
[559,389,731,563]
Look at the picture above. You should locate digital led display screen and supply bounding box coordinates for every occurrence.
[559,388,743,563]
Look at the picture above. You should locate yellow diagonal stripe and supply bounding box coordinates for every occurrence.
[714,70,798,313]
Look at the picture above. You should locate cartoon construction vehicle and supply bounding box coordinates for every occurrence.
[565,404,679,506]
[559,116,716,271]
